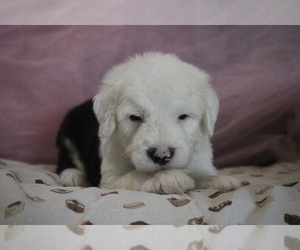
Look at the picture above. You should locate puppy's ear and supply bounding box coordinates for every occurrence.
[93,86,118,138]
[202,85,219,137]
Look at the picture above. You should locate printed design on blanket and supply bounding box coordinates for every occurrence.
[100,191,119,196]
[25,194,46,203]
[241,180,251,186]
[284,236,300,250]
[4,170,47,220]
[80,245,93,250]
[130,245,150,250]
[81,220,93,225]
[6,172,22,183]
[255,186,274,195]
[123,201,145,209]
[35,179,51,185]
[187,216,207,225]
[208,200,232,212]
[167,197,191,207]
[4,225,24,242]
[284,214,300,225]
[5,201,25,219]
[187,240,208,250]
[208,225,227,234]
[255,195,274,208]
[50,189,74,194]
[1,159,300,225]
[67,225,85,235]
[65,199,85,213]
[282,182,299,187]
[208,190,232,198]
[129,221,150,225]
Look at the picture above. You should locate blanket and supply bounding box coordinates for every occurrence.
[1,225,300,250]
[1,159,299,225]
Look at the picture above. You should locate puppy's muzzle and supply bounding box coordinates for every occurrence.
[146,147,176,165]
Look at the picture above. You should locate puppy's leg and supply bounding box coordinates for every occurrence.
[103,169,195,194]
[100,170,152,191]
[60,168,86,187]
[207,175,242,190]
[196,175,242,191]
[56,139,86,187]
[148,169,195,194]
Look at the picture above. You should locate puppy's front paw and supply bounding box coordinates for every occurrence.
[152,169,195,194]
[208,175,242,191]
[59,168,86,187]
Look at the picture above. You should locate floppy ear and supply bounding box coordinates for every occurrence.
[202,86,219,137]
[93,86,118,138]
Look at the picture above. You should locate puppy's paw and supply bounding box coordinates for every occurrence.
[152,169,195,194]
[59,168,86,187]
[208,175,242,191]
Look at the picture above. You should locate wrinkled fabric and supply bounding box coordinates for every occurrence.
[1,225,299,250]
[0,26,300,167]
[0,225,300,250]
[1,159,300,225]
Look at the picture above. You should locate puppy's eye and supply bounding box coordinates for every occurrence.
[129,115,143,122]
[178,114,189,120]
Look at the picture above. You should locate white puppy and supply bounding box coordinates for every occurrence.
[92,52,241,194]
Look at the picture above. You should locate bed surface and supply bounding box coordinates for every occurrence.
[1,225,300,250]
[1,159,299,225]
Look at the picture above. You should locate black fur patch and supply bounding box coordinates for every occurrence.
[56,99,101,186]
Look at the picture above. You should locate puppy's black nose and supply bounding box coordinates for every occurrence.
[146,147,175,165]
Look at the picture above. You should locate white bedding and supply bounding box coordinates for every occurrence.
[1,225,300,250]
[0,159,300,225]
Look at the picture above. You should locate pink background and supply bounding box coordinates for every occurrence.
[0,26,299,167]
[0,0,299,25]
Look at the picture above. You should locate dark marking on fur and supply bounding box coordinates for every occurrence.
[56,99,101,186]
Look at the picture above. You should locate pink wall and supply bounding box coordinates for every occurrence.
[0,26,299,167]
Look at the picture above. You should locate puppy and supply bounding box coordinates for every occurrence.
[56,52,241,194]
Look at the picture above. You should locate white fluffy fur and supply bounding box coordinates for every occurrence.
[60,168,86,187]
[93,52,241,194]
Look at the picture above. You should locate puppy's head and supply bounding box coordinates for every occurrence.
[94,52,219,173]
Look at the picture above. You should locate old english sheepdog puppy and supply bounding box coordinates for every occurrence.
[56,52,241,194]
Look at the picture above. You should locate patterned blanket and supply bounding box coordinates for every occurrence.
[0,159,299,225]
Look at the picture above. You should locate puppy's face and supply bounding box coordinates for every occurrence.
[116,83,204,173]
[94,53,219,173]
